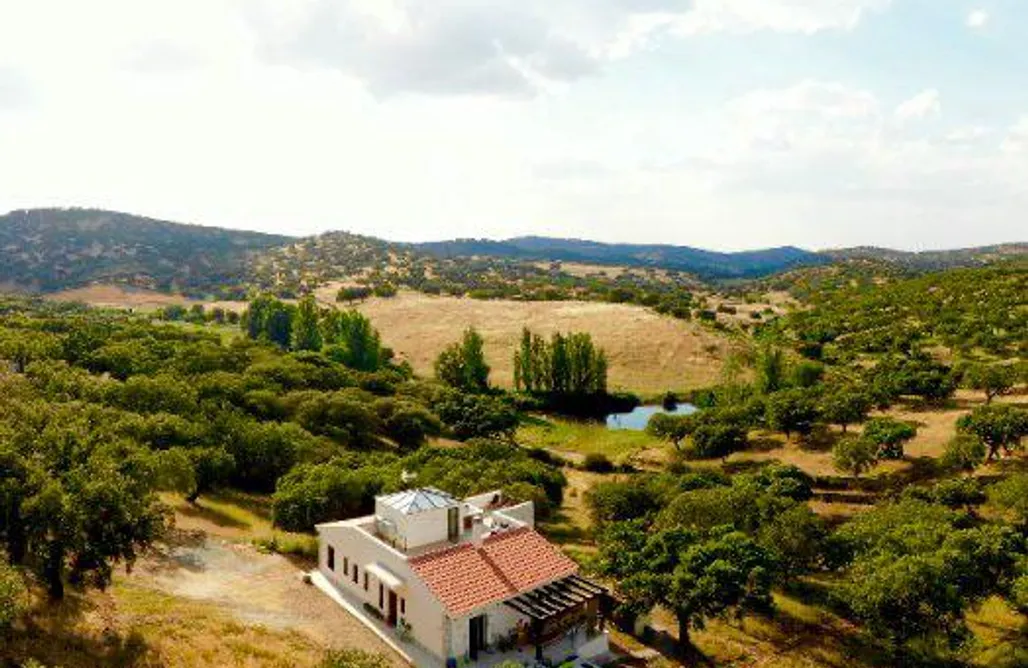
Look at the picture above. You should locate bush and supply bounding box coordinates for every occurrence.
[321,649,391,668]
[582,453,615,473]
[252,534,319,560]
[0,559,27,630]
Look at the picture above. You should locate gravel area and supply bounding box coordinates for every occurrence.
[133,530,406,665]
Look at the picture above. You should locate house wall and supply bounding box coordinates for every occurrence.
[375,501,460,551]
[317,523,448,659]
[494,502,535,529]
[463,490,502,509]
[447,601,528,660]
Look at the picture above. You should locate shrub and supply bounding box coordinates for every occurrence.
[321,649,391,668]
[0,559,27,630]
[583,453,615,473]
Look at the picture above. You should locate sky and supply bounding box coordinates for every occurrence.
[1,0,1027,251]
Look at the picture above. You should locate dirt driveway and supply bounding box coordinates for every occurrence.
[130,530,406,666]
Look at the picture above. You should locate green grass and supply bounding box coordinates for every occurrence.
[163,490,318,563]
[517,415,662,461]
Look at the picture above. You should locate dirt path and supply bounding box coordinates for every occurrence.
[129,529,406,666]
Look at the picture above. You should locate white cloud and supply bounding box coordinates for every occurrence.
[669,0,892,35]
[945,126,991,144]
[0,68,34,110]
[967,9,989,29]
[894,89,941,122]
[1001,117,1028,153]
[253,0,604,97]
[249,0,895,95]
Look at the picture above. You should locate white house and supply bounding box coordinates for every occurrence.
[316,487,610,667]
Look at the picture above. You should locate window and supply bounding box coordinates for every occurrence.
[447,507,459,542]
[327,546,335,571]
[364,573,369,591]
[400,598,406,615]
[353,565,359,584]
[379,583,384,608]
[343,557,349,577]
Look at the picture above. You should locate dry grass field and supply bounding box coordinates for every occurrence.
[46,284,194,309]
[45,284,735,395]
[315,289,733,394]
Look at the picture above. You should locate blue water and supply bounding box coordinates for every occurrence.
[606,403,698,431]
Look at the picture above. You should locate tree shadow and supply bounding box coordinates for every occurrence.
[175,501,250,530]
[746,436,786,453]
[878,456,946,489]
[630,626,715,667]
[723,459,779,475]
[208,490,274,521]
[541,509,593,546]
[2,590,161,668]
[140,529,210,576]
[798,426,838,453]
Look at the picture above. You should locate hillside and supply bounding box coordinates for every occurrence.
[824,243,1028,271]
[3,208,1025,307]
[411,236,828,279]
[0,208,289,297]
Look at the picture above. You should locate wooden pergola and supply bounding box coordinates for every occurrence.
[504,574,609,661]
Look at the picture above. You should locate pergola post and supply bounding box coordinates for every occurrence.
[532,618,544,662]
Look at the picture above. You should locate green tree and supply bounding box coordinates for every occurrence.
[987,475,1028,525]
[291,295,323,352]
[958,404,1028,461]
[265,300,296,349]
[964,363,1016,404]
[755,345,787,394]
[790,360,825,389]
[598,524,773,653]
[0,329,62,373]
[0,404,169,599]
[375,399,442,452]
[647,413,697,451]
[941,434,987,474]
[243,293,275,341]
[836,499,1021,649]
[832,436,879,477]
[514,328,607,396]
[322,310,386,371]
[820,388,872,433]
[184,447,235,504]
[434,392,518,441]
[434,328,490,393]
[765,388,820,439]
[689,420,748,461]
[862,417,917,460]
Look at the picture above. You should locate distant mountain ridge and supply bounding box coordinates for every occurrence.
[410,236,827,279]
[0,208,1025,296]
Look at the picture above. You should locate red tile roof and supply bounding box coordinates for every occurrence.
[409,528,578,616]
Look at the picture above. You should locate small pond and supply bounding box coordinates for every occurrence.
[606,403,698,431]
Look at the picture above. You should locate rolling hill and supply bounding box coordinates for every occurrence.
[0,208,290,297]
[824,243,1028,271]
[411,236,827,279]
[1,208,1026,300]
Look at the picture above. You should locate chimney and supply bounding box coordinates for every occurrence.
[471,516,487,546]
